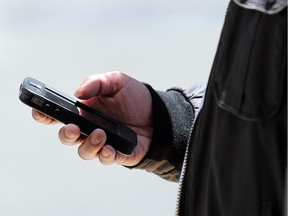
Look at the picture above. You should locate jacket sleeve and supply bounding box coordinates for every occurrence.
[131,83,206,182]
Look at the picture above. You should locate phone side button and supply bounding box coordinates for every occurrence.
[54,109,60,115]
[44,104,50,110]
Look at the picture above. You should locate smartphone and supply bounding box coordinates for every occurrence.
[19,77,137,156]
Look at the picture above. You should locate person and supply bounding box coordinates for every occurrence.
[32,0,287,215]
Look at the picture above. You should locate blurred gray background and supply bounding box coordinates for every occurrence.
[0,1,227,215]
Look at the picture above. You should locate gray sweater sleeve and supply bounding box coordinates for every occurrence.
[131,83,206,182]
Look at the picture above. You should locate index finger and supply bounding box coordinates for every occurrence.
[32,109,59,125]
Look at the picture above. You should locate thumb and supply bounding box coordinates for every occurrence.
[74,72,127,99]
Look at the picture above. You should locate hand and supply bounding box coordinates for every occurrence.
[32,72,153,166]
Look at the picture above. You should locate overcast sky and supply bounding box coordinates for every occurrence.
[1,1,228,215]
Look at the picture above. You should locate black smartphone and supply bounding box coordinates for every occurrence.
[19,77,137,156]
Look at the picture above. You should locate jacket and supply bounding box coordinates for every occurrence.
[134,1,287,215]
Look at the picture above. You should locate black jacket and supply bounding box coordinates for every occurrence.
[134,1,287,216]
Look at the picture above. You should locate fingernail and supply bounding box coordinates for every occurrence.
[32,110,43,119]
[65,128,75,139]
[33,111,40,119]
[74,88,81,98]
[102,149,111,157]
[90,133,99,145]
[90,129,104,146]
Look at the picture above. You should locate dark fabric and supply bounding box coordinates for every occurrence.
[142,85,195,176]
[179,2,287,216]
[131,82,206,182]
[144,84,175,161]
[135,84,206,181]
[214,0,286,121]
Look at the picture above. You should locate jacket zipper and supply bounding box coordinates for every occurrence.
[175,131,192,215]
[175,93,205,215]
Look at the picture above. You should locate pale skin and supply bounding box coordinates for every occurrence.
[32,71,153,166]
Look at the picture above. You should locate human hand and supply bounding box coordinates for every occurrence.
[32,72,153,166]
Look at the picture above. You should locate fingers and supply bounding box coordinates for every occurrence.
[34,108,120,165]
[77,128,106,160]
[32,109,59,125]
[59,125,116,163]
[77,128,116,164]
[58,124,83,146]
